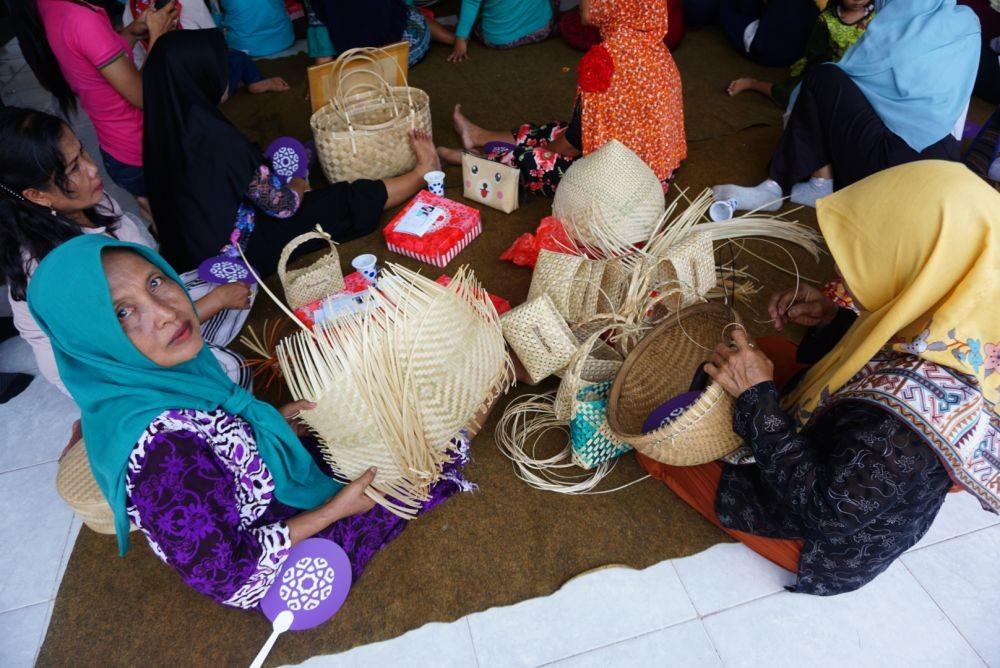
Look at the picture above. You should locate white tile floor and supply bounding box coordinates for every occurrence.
[2,30,999,668]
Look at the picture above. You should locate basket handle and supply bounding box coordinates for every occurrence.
[554,321,623,421]
[277,224,338,295]
[334,45,411,88]
[336,64,397,105]
[333,46,416,116]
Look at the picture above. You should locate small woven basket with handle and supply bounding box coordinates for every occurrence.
[278,225,345,310]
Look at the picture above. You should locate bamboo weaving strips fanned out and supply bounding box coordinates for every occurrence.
[495,187,825,493]
[276,264,512,519]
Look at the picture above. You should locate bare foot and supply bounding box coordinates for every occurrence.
[248,77,291,94]
[452,104,481,151]
[409,129,441,172]
[727,77,756,96]
[437,146,464,166]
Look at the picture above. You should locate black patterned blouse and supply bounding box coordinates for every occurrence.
[715,310,955,596]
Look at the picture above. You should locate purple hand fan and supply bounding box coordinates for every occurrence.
[197,254,256,285]
[261,538,353,631]
[642,391,702,434]
[266,137,310,182]
[251,539,353,668]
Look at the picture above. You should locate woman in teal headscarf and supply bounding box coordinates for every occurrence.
[28,235,471,608]
[713,0,981,212]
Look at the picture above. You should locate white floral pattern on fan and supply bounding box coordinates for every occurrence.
[207,260,250,282]
[272,147,301,180]
[278,556,337,612]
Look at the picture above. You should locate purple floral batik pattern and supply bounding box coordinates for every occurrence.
[125,408,470,609]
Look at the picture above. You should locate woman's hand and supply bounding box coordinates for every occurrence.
[447,38,469,63]
[288,176,311,201]
[287,467,378,544]
[768,283,839,332]
[279,399,315,437]
[211,281,253,311]
[145,1,179,48]
[704,328,774,398]
[327,467,378,519]
[126,13,150,41]
[193,282,251,324]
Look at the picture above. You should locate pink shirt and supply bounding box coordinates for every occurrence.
[37,0,143,166]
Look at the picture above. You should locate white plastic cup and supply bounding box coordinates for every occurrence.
[351,253,378,284]
[423,170,445,196]
[709,198,738,222]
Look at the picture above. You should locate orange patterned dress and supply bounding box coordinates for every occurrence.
[581,0,687,180]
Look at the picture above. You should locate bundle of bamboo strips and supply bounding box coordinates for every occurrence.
[277,264,511,518]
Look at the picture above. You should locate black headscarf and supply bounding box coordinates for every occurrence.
[312,0,408,53]
[142,29,262,271]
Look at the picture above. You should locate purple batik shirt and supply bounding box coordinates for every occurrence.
[125,408,470,609]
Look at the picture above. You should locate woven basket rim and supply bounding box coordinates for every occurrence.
[311,87,430,134]
[606,302,739,442]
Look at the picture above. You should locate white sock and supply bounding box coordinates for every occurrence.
[790,177,834,208]
[712,179,783,213]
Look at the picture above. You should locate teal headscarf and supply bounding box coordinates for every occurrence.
[27,236,341,554]
[837,0,981,153]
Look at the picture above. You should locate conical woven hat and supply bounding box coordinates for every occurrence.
[553,140,665,256]
[277,265,510,518]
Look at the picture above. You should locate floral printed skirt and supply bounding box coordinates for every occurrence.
[487,121,579,198]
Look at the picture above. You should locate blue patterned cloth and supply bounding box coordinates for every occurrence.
[404,8,431,65]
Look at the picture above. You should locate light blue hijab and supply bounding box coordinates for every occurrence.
[837,0,981,153]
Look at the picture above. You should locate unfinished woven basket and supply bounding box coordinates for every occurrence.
[606,302,743,466]
[552,140,665,256]
[277,265,510,518]
[55,440,137,535]
[526,250,606,324]
[501,293,580,384]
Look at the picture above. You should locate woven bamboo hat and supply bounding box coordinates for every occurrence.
[606,302,743,466]
[277,264,510,519]
[55,439,138,535]
[552,140,665,256]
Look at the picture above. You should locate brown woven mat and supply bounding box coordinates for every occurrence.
[39,27,840,667]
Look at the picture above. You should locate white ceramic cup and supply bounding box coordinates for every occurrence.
[423,170,445,196]
[708,198,738,222]
[351,253,378,284]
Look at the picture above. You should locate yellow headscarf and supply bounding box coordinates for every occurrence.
[786,161,1000,421]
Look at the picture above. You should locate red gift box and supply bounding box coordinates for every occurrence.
[435,275,511,316]
[383,190,482,268]
[293,271,369,328]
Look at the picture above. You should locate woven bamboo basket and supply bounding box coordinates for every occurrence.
[278,226,345,309]
[277,265,510,518]
[500,293,580,384]
[55,439,137,535]
[554,323,624,421]
[606,302,743,466]
[552,140,665,256]
[526,249,606,325]
[311,85,432,183]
